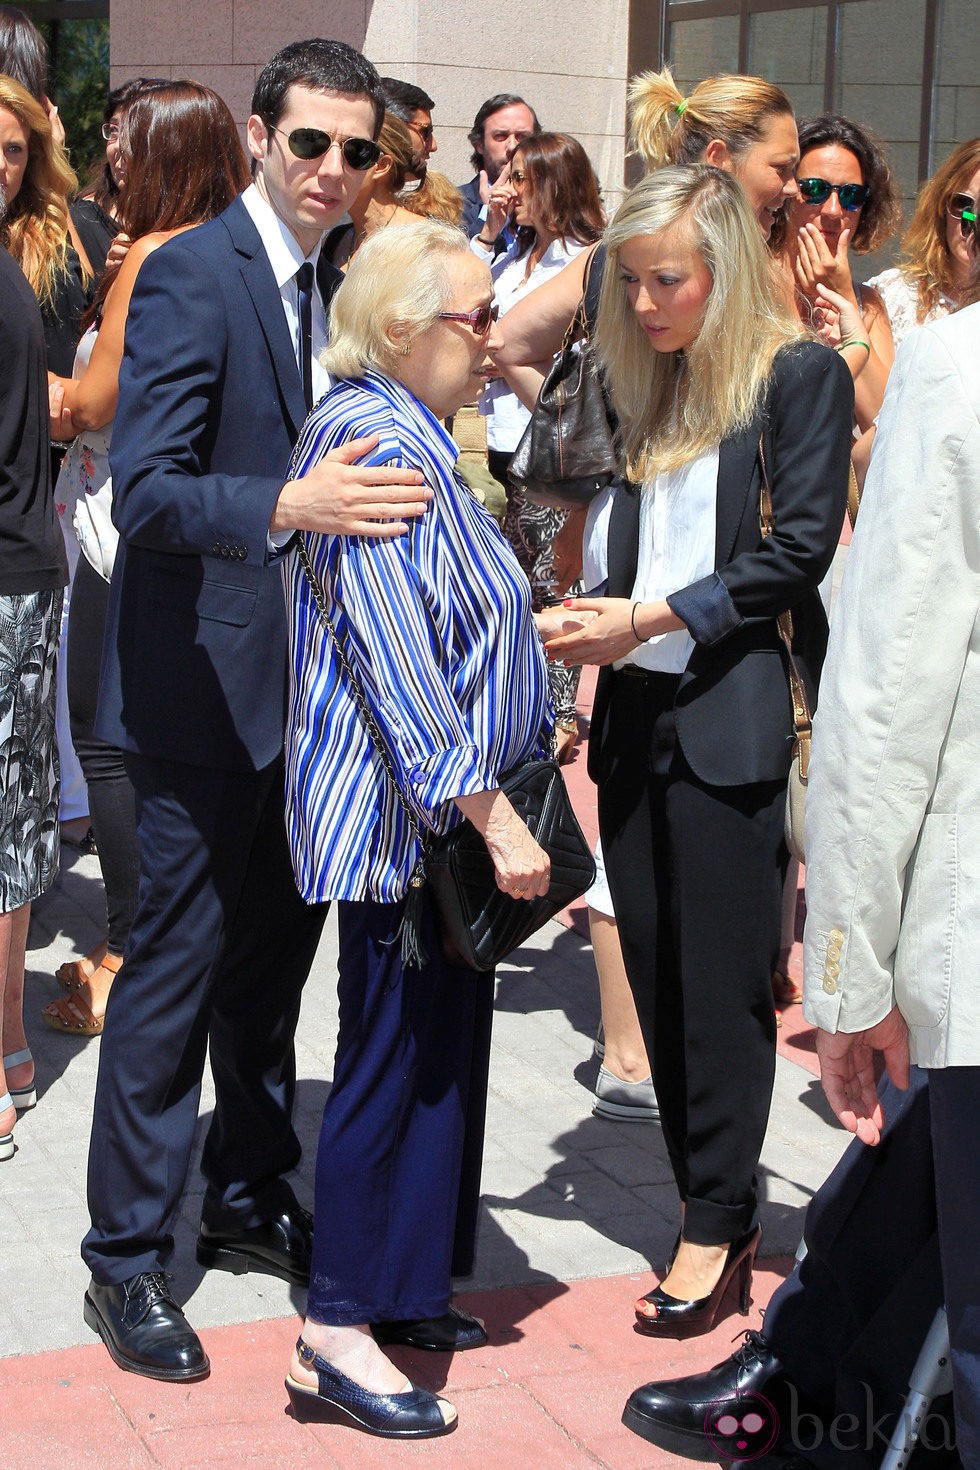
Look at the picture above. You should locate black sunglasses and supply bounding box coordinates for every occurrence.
[797,177,871,210]
[438,303,499,335]
[268,124,381,171]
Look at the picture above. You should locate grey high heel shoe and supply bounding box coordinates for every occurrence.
[4,1048,36,1111]
[0,1092,15,1160]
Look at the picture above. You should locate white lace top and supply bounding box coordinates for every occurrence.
[864,267,955,349]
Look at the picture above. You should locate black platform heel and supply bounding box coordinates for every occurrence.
[634,1224,762,1340]
[285,1337,457,1439]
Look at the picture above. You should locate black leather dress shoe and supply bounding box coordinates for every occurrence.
[371,1305,488,1352]
[196,1204,313,1287]
[83,1272,209,1382]
[622,1331,797,1462]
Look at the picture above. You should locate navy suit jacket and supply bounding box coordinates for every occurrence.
[589,341,854,789]
[100,196,343,772]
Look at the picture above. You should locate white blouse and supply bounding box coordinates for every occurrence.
[618,444,720,675]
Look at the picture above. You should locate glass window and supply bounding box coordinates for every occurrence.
[935,0,980,172]
[748,7,827,121]
[668,16,740,92]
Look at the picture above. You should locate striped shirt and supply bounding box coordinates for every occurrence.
[283,371,552,903]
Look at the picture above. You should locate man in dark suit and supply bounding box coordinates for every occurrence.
[82,38,433,1383]
[458,92,539,245]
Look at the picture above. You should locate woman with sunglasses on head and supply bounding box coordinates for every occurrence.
[545,165,853,1339]
[475,131,604,762]
[281,219,552,1437]
[40,83,250,1038]
[772,114,901,432]
[323,112,424,268]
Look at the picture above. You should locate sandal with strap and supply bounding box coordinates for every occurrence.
[3,1048,36,1110]
[42,953,122,1036]
[55,941,111,994]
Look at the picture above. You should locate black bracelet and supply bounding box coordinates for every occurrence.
[630,601,643,642]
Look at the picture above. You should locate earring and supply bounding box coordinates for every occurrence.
[401,343,411,356]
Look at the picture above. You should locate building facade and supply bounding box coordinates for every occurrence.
[24,0,980,256]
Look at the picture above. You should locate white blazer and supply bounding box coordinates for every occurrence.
[803,302,980,1068]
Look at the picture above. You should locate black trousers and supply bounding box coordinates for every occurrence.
[83,751,326,1284]
[307,896,493,1324]
[598,669,786,1244]
[66,555,139,955]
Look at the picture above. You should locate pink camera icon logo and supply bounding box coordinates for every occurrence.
[704,1391,780,1460]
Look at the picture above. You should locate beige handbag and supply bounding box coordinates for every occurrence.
[758,436,812,864]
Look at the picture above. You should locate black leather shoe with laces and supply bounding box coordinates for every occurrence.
[622,1330,798,1461]
[84,1272,209,1381]
[196,1204,313,1286]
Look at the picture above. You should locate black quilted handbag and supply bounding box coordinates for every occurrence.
[425,758,595,971]
[296,541,595,973]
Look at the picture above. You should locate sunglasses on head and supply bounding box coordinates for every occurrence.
[438,303,499,335]
[268,124,381,170]
[797,177,871,210]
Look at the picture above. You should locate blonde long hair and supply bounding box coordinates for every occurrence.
[0,72,77,305]
[628,66,794,172]
[596,166,803,479]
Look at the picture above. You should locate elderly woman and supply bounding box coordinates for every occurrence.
[281,219,552,1438]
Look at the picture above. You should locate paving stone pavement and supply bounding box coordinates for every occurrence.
[1,842,850,1360]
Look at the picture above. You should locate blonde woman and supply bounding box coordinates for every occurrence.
[546,166,853,1338]
[323,112,424,268]
[0,73,88,374]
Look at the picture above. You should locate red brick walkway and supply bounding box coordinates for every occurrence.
[0,1261,794,1470]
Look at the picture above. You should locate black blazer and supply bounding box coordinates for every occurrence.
[589,341,854,788]
[99,196,343,772]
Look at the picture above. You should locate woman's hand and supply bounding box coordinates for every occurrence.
[533,605,596,642]
[454,788,551,898]
[105,233,133,272]
[545,597,683,666]
[483,163,517,241]
[795,221,855,301]
[812,284,870,362]
[48,377,75,441]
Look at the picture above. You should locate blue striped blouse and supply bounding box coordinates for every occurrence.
[283,371,552,903]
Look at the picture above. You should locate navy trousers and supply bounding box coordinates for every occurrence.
[930,1068,980,1467]
[307,896,494,1325]
[766,1070,960,1467]
[83,752,326,1284]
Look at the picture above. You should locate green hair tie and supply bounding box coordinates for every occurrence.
[675,99,688,116]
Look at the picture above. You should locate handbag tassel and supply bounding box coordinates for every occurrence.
[396,858,429,970]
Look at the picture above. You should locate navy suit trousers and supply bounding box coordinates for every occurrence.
[83,752,326,1284]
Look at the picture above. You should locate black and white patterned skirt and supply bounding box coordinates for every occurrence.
[0,588,63,912]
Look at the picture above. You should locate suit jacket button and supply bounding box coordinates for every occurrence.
[823,976,838,994]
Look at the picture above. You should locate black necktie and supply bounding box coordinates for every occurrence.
[295,261,315,412]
